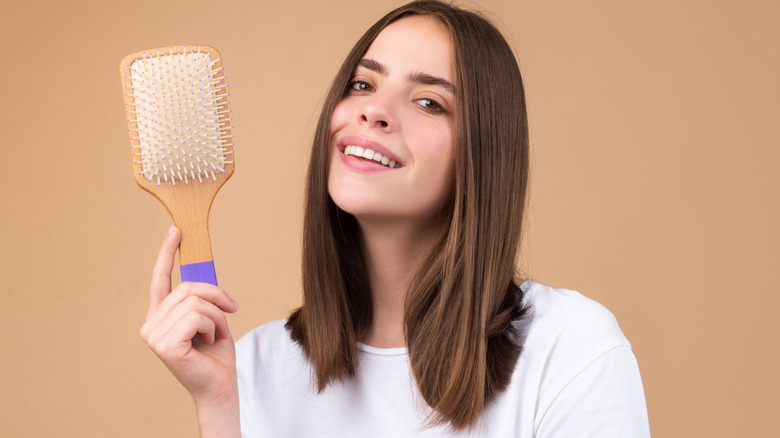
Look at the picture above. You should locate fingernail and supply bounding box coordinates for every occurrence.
[231,299,239,309]
[167,224,175,236]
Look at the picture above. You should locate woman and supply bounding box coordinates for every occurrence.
[141,1,650,436]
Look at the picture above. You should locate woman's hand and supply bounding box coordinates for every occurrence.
[140,225,240,435]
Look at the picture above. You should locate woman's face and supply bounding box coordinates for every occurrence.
[328,15,456,229]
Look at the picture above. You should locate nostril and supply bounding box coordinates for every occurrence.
[358,110,390,129]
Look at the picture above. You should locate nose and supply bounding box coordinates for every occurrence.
[358,93,395,132]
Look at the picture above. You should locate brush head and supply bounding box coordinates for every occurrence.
[121,45,235,186]
[120,45,235,266]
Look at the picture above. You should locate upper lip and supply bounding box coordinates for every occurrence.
[337,135,403,167]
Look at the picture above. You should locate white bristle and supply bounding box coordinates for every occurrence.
[127,50,231,184]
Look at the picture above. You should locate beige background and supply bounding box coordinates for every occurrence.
[1,0,777,436]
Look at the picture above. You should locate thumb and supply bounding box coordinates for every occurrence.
[148,225,181,317]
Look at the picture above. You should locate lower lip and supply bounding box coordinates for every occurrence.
[337,150,397,173]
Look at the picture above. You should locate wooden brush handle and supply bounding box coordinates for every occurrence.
[157,182,218,265]
[148,178,228,285]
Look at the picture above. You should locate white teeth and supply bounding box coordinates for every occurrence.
[343,145,399,168]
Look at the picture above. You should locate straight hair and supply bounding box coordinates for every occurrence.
[287,0,531,430]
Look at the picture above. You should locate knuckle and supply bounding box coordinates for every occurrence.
[168,283,190,301]
[184,294,202,307]
[155,341,175,361]
[186,310,205,324]
[179,282,195,294]
[145,330,160,348]
[139,324,150,341]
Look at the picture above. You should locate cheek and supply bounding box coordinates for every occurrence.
[415,120,456,173]
[429,127,457,202]
[434,137,456,199]
[407,125,456,208]
[329,100,351,137]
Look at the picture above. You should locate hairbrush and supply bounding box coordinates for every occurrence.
[120,45,235,285]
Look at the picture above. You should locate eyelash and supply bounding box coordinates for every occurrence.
[348,80,374,93]
[414,98,444,113]
[346,80,447,114]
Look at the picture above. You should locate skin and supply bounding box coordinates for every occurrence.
[328,15,457,347]
[141,15,457,435]
[141,225,240,437]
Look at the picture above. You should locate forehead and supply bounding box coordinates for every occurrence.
[364,15,455,84]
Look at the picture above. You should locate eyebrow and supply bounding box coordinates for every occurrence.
[357,58,456,95]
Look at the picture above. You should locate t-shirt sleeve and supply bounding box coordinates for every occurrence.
[534,344,651,438]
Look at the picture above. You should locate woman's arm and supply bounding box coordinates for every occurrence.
[140,225,241,438]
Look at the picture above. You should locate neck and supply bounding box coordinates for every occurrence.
[356,217,443,348]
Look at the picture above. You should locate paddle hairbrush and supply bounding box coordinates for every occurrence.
[120,45,235,285]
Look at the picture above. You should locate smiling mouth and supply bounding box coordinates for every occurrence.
[344,145,400,168]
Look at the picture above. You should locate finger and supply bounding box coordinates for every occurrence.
[148,225,181,316]
[148,295,231,346]
[143,282,237,340]
[154,311,217,361]
[154,281,238,322]
[189,311,216,345]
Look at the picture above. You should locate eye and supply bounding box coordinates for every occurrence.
[415,97,445,113]
[347,80,374,93]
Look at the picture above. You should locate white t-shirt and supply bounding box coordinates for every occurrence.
[236,281,651,437]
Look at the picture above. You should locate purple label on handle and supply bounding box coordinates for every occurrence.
[181,261,218,285]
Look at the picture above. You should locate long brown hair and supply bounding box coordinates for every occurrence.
[286,0,531,430]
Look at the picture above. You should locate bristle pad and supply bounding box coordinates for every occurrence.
[128,52,231,184]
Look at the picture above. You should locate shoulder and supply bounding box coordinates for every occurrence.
[521,280,630,355]
[512,282,649,436]
[516,281,637,406]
